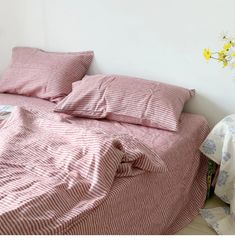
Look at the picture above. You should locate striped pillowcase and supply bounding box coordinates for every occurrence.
[55,74,195,131]
[0,47,94,102]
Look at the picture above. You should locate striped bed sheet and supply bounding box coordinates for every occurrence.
[0,93,210,234]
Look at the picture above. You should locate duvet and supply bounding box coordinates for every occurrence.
[0,107,167,235]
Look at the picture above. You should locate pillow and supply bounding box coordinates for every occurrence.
[55,74,195,131]
[0,47,94,102]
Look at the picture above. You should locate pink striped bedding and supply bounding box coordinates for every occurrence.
[55,74,194,131]
[0,47,94,102]
[0,107,167,234]
[0,93,210,234]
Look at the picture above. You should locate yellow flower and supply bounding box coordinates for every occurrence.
[229,39,235,47]
[223,42,232,51]
[218,49,227,61]
[232,52,235,57]
[223,60,228,67]
[203,48,212,60]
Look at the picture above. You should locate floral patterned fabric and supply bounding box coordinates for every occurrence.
[0,105,15,121]
[200,114,235,234]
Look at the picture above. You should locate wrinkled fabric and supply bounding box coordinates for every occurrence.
[0,107,166,234]
[200,114,235,234]
[0,94,210,235]
[0,47,94,102]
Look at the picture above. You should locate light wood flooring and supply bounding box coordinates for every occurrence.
[176,195,229,235]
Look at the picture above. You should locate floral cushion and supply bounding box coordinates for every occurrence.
[200,114,235,234]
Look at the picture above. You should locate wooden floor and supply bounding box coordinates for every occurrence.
[176,195,229,235]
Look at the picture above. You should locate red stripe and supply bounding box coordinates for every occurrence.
[0,94,209,235]
[0,47,93,102]
[55,74,194,131]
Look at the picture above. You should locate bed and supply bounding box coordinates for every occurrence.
[0,93,209,235]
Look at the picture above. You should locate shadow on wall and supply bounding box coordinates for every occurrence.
[87,57,107,75]
[184,93,228,128]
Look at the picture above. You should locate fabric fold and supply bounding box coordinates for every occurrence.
[0,107,167,234]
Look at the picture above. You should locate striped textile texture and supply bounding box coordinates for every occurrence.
[55,74,195,131]
[0,47,94,102]
[0,94,210,234]
[0,107,167,235]
[0,93,55,112]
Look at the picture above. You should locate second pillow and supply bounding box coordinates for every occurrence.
[55,74,195,131]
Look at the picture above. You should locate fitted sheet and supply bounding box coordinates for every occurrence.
[0,93,209,234]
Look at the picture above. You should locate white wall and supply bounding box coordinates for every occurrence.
[0,0,235,127]
[0,0,21,73]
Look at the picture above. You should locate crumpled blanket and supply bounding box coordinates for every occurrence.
[0,107,167,235]
[200,114,235,234]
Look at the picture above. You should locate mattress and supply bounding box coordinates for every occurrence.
[0,93,209,234]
